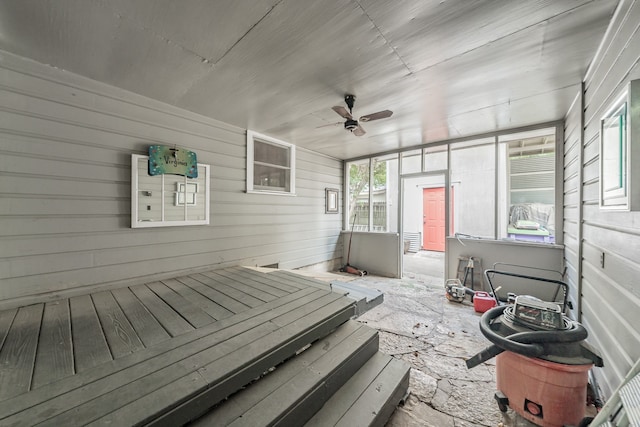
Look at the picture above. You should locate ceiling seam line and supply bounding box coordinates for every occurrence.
[353,0,414,76]
[213,0,286,66]
[413,0,603,74]
[173,0,287,103]
[94,0,216,66]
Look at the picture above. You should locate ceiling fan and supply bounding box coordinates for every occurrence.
[322,94,393,136]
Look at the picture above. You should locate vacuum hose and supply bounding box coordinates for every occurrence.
[466,305,588,369]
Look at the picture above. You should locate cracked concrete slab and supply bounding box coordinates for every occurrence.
[343,268,541,426]
[296,251,595,426]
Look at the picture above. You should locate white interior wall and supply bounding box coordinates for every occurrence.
[341,231,400,278]
[403,175,447,238]
[0,51,343,308]
[564,0,640,398]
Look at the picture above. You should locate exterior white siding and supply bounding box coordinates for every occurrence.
[563,91,583,320]
[564,0,640,397]
[0,51,343,307]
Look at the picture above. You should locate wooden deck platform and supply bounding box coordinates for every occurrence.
[0,267,358,426]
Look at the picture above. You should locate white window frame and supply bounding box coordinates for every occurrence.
[246,130,296,195]
[131,154,210,228]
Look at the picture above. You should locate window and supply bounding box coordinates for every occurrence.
[131,154,210,228]
[499,129,556,243]
[345,123,560,245]
[346,159,370,230]
[346,154,398,232]
[600,87,630,210]
[247,131,295,195]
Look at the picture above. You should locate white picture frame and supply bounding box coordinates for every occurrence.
[175,182,198,206]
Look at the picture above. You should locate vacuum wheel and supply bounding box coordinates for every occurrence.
[494,391,509,413]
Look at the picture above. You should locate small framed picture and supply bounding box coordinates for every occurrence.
[325,188,339,213]
[175,182,198,206]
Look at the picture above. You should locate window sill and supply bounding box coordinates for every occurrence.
[246,190,297,196]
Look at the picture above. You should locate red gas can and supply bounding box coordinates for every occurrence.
[473,291,496,313]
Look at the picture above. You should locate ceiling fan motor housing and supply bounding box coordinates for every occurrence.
[344,119,359,131]
[344,94,356,111]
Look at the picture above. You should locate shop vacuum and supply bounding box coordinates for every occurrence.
[466,271,603,427]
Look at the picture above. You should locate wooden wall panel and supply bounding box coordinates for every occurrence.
[0,51,343,306]
[564,0,640,398]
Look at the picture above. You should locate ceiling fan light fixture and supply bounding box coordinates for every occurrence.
[344,119,359,131]
[326,94,392,137]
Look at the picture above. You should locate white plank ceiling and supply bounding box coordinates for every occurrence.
[0,0,618,159]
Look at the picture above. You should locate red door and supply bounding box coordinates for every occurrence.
[422,187,447,252]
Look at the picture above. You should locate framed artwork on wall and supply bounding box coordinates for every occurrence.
[175,182,198,206]
[325,188,339,213]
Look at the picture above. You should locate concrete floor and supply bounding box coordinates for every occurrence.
[338,251,540,426]
[295,251,597,426]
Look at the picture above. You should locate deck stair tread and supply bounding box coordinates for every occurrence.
[191,321,410,427]
[265,270,383,316]
[305,352,410,427]
[268,270,332,291]
[0,266,405,427]
[0,274,355,426]
[191,320,378,426]
[330,280,384,316]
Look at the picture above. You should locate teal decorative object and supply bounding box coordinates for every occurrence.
[148,145,198,178]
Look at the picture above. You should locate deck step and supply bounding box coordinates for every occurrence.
[330,281,384,316]
[305,352,411,427]
[191,320,379,426]
[0,289,355,427]
[191,321,410,427]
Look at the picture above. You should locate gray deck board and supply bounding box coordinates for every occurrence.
[0,304,43,400]
[16,291,354,427]
[31,300,74,389]
[147,281,215,328]
[331,357,410,427]
[225,323,378,426]
[127,298,356,426]
[271,292,344,327]
[0,307,17,350]
[0,268,358,426]
[270,270,331,290]
[69,295,112,373]
[200,271,276,304]
[192,321,366,426]
[163,277,234,320]
[130,284,194,337]
[112,287,170,347]
[91,291,145,358]
[304,352,392,427]
[229,267,303,293]
[44,322,280,427]
[213,268,289,298]
[188,273,257,311]
[0,286,323,424]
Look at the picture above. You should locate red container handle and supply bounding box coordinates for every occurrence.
[475,291,490,297]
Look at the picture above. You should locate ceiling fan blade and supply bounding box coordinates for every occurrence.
[316,122,343,129]
[332,106,353,120]
[353,125,366,136]
[359,109,393,122]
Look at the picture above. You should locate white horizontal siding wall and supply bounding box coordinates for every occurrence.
[568,0,640,398]
[0,51,343,306]
[563,91,583,321]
